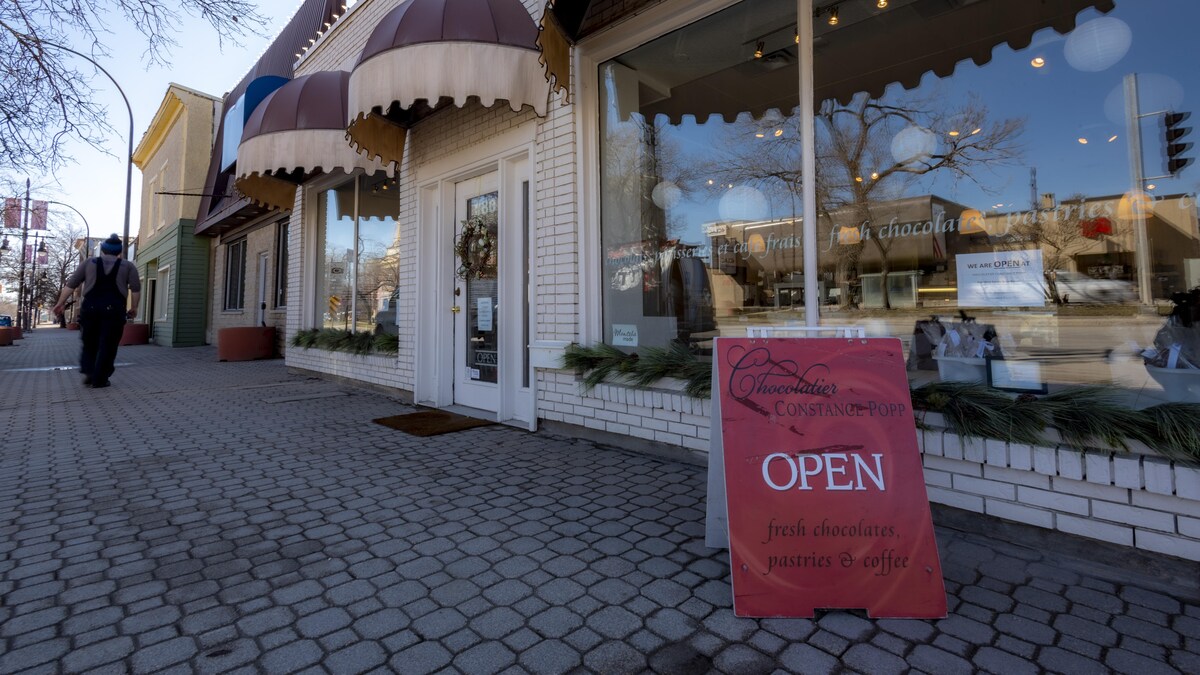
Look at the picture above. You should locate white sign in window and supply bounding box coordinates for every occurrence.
[477,297,493,332]
[956,250,1045,308]
[612,324,638,347]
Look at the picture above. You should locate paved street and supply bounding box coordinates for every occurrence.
[2,328,1199,674]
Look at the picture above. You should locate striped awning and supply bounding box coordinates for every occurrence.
[346,0,550,167]
[235,70,390,211]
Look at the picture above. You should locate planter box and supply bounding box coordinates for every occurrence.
[1146,365,1200,403]
[218,326,277,362]
[934,355,987,383]
[0,327,12,346]
[10,326,21,340]
[120,323,150,346]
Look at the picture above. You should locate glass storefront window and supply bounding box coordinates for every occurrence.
[599,0,802,352]
[314,173,399,332]
[813,0,1199,397]
[598,0,1200,401]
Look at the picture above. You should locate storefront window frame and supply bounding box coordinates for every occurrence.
[577,0,819,347]
[303,170,400,332]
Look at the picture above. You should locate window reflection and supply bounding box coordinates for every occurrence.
[315,173,399,332]
[598,0,1200,399]
[814,0,1200,395]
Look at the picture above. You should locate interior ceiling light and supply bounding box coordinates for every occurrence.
[1109,135,1119,142]
[794,30,799,44]
[1031,57,1046,68]
[948,130,960,137]
[971,128,982,135]
[755,132,765,138]
[707,179,714,185]
[877,0,888,7]
[1147,184,1157,190]
[855,176,863,182]
[1078,137,1089,144]
[870,172,879,180]
[754,41,764,59]
[828,7,839,26]
[774,129,784,137]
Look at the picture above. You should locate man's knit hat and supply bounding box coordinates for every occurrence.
[100,235,122,255]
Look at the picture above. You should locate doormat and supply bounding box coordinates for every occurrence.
[372,410,495,436]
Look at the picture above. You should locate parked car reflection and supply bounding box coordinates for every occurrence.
[1051,270,1137,304]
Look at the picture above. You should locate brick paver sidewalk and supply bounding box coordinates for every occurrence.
[1,328,1198,674]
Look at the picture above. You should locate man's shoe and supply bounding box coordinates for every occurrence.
[91,380,110,389]
[82,375,92,386]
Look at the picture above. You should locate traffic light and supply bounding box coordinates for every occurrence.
[1164,111,1193,175]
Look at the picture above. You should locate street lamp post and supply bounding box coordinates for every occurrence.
[47,201,92,264]
[38,41,134,259]
[26,233,48,328]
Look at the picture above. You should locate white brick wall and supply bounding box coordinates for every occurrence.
[917,430,1200,561]
[272,0,1200,565]
[288,347,403,390]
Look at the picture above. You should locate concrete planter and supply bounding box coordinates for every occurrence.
[218,326,277,362]
[934,355,987,383]
[120,323,150,346]
[1145,365,1200,403]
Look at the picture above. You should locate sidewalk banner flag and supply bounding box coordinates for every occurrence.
[3,198,19,229]
[31,200,48,230]
[706,337,946,618]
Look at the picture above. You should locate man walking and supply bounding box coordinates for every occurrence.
[52,234,141,388]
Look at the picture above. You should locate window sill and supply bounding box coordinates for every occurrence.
[221,310,245,315]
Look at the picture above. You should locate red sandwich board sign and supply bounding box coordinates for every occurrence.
[708,337,946,619]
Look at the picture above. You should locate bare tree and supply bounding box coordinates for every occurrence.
[685,91,1023,309]
[0,0,266,173]
[1005,194,1107,305]
[815,93,1024,308]
[0,216,83,325]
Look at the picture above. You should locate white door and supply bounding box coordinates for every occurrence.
[256,252,268,326]
[452,172,501,411]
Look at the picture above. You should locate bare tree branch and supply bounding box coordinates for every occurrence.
[0,0,266,174]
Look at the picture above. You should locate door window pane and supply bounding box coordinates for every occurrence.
[465,191,499,383]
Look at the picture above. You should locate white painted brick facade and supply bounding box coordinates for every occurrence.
[916,430,1200,561]
[271,0,1200,564]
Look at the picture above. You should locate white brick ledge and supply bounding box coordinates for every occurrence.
[920,426,1200,561]
[285,348,402,390]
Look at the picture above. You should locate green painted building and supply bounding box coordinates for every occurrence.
[132,84,222,347]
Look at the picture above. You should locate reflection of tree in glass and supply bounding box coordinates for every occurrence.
[356,232,399,328]
[816,92,1023,308]
[1004,194,1106,305]
[685,92,1024,309]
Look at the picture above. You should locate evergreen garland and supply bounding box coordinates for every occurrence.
[562,343,1200,461]
[290,328,399,356]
